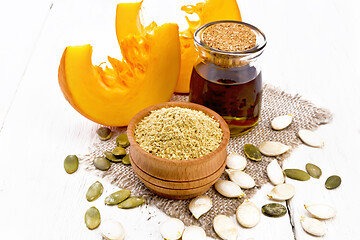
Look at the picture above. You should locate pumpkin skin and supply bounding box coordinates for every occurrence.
[58,23,180,126]
[115,0,242,93]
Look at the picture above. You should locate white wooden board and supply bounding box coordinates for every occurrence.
[0,0,359,239]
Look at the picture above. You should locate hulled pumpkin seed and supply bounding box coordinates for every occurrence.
[226,152,247,170]
[64,155,78,174]
[93,157,111,171]
[104,151,121,163]
[258,141,291,156]
[271,114,293,130]
[116,133,130,148]
[118,197,145,209]
[244,144,262,161]
[214,180,245,198]
[305,163,322,179]
[284,169,310,181]
[236,200,260,228]
[105,190,131,205]
[304,204,336,219]
[86,181,103,202]
[298,129,324,148]
[325,175,341,189]
[100,219,125,240]
[182,226,206,240]
[213,215,238,240]
[268,183,295,200]
[97,127,112,141]
[85,206,101,230]
[225,169,255,189]
[300,216,326,237]
[189,195,212,219]
[122,155,131,165]
[160,218,184,240]
[261,203,287,217]
[266,159,284,185]
[112,147,126,158]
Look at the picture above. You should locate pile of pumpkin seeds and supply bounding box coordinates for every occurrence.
[64,117,341,239]
[84,181,145,232]
[206,114,341,239]
[64,127,146,238]
[94,128,131,170]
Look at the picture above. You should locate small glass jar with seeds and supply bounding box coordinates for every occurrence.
[189,21,267,136]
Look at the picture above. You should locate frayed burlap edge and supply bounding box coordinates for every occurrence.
[79,84,332,238]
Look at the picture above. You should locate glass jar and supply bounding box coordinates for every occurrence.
[189,21,267,136]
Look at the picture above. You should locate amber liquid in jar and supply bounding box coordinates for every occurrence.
[189,62,262,136]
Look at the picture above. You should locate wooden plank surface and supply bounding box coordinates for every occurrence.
[0,0,53,127]
[0,0,359,239]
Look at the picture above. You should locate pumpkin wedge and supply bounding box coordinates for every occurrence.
[115,0,242,93]
[58,23,180,126]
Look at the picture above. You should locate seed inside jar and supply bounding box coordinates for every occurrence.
[134,107,223,160]
[202,22,256,52]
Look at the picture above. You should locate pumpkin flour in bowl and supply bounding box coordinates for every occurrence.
[134,107,223,160]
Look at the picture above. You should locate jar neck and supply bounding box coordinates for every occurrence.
[195,44,263,68]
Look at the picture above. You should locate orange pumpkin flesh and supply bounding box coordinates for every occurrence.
[115,0,242,93]
[58,23,180,126]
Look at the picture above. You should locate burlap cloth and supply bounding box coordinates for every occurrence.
[80,84,332,238]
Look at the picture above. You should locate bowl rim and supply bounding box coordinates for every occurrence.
[127,101,230,166]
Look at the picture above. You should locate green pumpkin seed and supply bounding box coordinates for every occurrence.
[104,151,122,163]
[325,175,341,189]
[112,147,126,158]
[93,157,111,171]
[85,206,101,230]
[116,133,130,148]
[122,155,131,165]
[118,197,145,209]
[306,163,322,179]
[86,181,103,202]
[244,144,262,161]
[97,127,112,141]
[105,189,131,205]
[64,155,79,174]
[284,169,310,181]
[262,203,287,217]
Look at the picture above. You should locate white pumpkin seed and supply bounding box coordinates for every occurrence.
[226,152,247,170]
[182,226,206,240]
[225,169,255,189]
[160,218,184,240]
[100,219,125,240]
[214,180,245,198]
[236,200,260,228]
[189,195,212,219]
[268,183,295,200]
[298,129,324,148]
[304,204,336,220]
[300,216,326,237]
[258,141,291,156]
[266,160,284,185]
[271,115,293,130]
[213,215,238,240]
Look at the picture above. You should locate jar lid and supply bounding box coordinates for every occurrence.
[194,21,266,56]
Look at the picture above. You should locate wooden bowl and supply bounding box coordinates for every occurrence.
[127,102,230,199]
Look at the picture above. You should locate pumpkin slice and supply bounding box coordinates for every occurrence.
[58,23,180,126]
[115,0,242,93]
